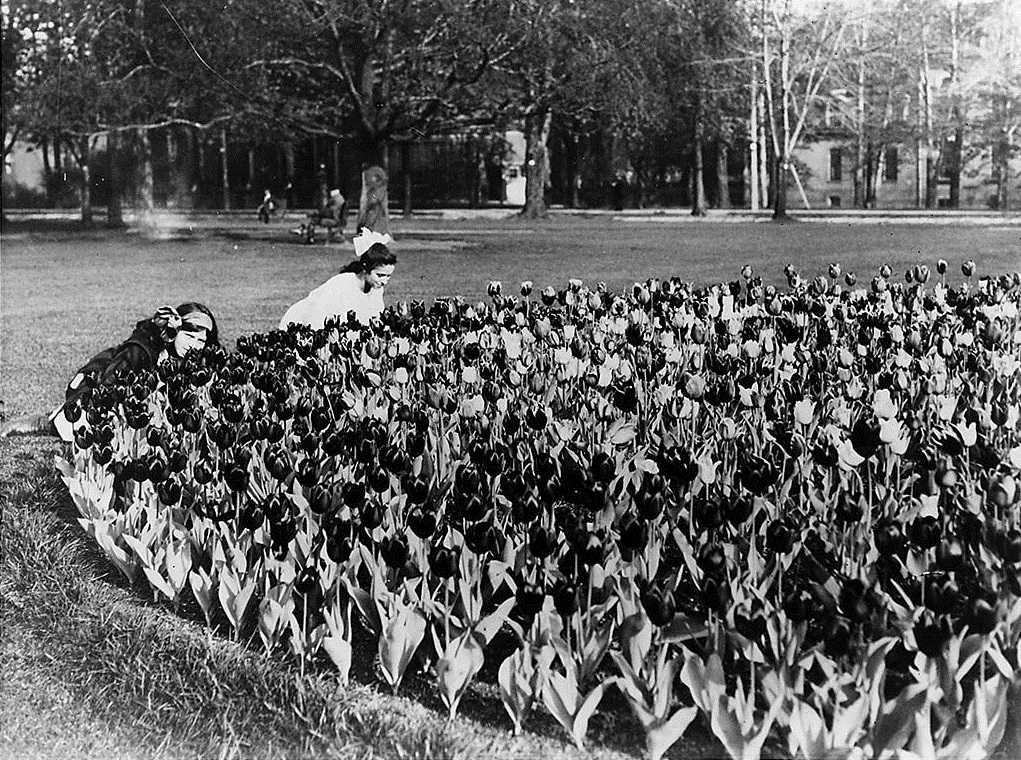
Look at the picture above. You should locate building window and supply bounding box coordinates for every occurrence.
[883,147,898,182]
[828,195,842,208]
[829,148,842,182]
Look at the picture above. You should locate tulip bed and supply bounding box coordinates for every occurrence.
[57,261,1021,760]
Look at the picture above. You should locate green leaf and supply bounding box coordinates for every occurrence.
[646,706,698,760]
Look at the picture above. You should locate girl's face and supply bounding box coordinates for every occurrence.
[363,264,395,290]
[172,323,210,357]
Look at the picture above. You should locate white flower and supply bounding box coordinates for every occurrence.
[873,389,898,420]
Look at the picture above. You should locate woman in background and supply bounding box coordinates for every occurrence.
[279,233,396,330]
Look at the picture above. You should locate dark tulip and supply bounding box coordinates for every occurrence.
[323,432,345,457]
[728,494,754,525]
[294,566,319,595]
[965,598,998,635]
[908,516,942,550]
[93,445,114,466]
[239,503,264,532]
[590,451,616,484]
[618,515,649,552]
[93,424,115,446]
[766,518,796,554]
[511,493,542,524]
[635,489,666,521]
[74,427,94,449]
[63,399,83,423]
[641,587,677,627]
[326,534,354,563]
[824,617,853,658]
[405,476,430,506]
[784,588,814,623]
[515,582,545,619]
[553,582,580,617]
[850,418,881,460]
[157,478,182,506]
[308,483,334,514]
[465,522,498,555]
[529,525,558,559]
[935,539,963,572]
[167,450,188,473]
[407,508,438,538]
[360,502,384,530]
[703,577,731,615]
[812,441,839,468]
[874,519,906,556]
[225,466,249,493]
[193,460,215,485]
[148,457,170,484]
[698,544,728,578]
[264,449,291,482]
[381,536,410,569]
[406,432,426,458]
[1000,530,1021,564]
[342,482,367,510]
[693,495,725,531]
[368,466,391,493]
[579,533,604,567]
[428,546,459,579]
[914,617,948,658]
[835,492,864,524]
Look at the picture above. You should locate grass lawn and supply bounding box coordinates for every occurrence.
[2,214,1020,760]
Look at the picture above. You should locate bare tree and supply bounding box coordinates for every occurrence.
[759,0,846,219]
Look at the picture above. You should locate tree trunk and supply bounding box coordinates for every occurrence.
[196,135,207,209]
[773,26,791,220]
[78,137,93,227]
[692,88,707,216]
[995,132,1011,211]
[220,129,230,211]
[107,130,124,228]
[137,127,155,226]
[854,53,866,207]
[180,127,195,210]
[468,136,482,209]
[749,65,759,210]
[716,140,731,209]
[757,90,769,212]
[692,138,707,216]
[569,133,581,209]
[949,0,962,208]
[246,146,256,207]
[521,108,552,219]
[402,141,412,216]
[282,142,295,212]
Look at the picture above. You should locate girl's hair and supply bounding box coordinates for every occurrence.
[340,243,397,276]
[176,302,220,347]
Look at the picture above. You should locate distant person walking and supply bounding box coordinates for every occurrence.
[0,303,218,440]
[279,231,395,330]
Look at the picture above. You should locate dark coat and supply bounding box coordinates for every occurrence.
[65,320,166,405]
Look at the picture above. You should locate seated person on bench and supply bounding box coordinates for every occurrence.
[294,189,346,243]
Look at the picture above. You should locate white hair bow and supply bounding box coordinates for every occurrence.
[353,229,393,256]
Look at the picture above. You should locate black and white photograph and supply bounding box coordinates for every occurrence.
[2,1,1020,758]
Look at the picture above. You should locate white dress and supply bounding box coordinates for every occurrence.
[279,272,384,330]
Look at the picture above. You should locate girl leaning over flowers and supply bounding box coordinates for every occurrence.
[0,303,218,440]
